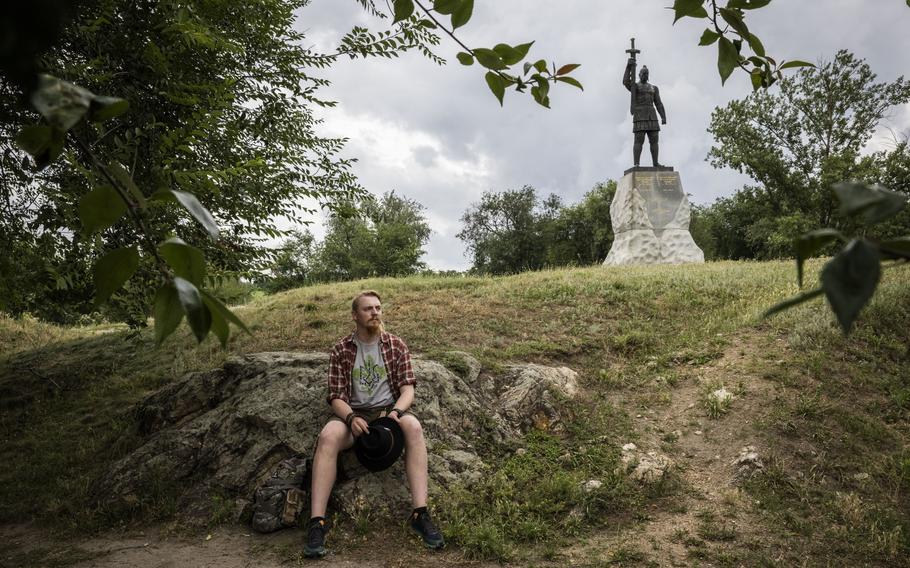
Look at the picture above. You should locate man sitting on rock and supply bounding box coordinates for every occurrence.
[304,290,445,559]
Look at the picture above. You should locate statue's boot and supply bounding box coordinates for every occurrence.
[650,142,662,168]
[633,143,643,167]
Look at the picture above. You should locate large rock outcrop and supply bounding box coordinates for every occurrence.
[93,352,578,519]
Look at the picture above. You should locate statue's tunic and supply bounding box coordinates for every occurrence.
[623,61,666,132]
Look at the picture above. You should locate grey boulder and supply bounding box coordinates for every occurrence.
[92,351,578,520]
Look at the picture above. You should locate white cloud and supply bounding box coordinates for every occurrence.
[293,0,910,269]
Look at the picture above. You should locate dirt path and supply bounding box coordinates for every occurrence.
[0,523,501,568]
[564,331,784,565]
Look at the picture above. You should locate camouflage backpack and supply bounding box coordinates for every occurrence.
[251,456,311,533]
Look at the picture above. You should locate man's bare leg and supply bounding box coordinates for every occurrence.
[399,414,428,508]
[310,420,354,518]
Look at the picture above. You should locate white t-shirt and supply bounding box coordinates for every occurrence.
[349,336,395,409]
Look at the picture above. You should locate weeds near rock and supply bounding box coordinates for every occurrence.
[702,385,733,419]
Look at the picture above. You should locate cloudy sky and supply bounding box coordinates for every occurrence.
[292,1,910,271]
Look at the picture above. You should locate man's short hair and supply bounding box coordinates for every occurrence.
[351,290,381,312]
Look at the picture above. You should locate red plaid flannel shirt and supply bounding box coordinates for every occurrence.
[327,331,416,406]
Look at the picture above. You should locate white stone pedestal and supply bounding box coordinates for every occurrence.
[603,168,704,266]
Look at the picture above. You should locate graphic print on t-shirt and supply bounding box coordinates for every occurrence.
[353,353,387,396]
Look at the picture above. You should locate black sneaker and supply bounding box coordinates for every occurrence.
[409,510,445,550]
[303,518,327,559]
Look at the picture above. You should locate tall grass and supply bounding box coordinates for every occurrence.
[1,260,908,562]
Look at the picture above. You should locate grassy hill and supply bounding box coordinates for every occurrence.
[1,260,908,566]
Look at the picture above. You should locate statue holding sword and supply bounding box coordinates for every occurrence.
[623,38,667,167]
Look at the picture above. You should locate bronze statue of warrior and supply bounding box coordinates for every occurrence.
[623,41,667,167]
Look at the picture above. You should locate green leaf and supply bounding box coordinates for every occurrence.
[795,228,844,287]
[764,288,824,319]
[392,0,414,24]
[473,48,506,70]
[79,185,127,234]
[451,0,473,29]
[750,69,763,90]
[456,52,474,66]
[15,125,65,169]
[153,282,184,346]
[718,8,750,38]
[699,29,721,46]
[556,76,584,90]
[201,289,250,348]
[30,74,93,131]
[746,33,765,57]
[150,189,220,238]
[717,37,739,85]
[485,71,505,106]
[433,0,460,15]
[833,181,881,214]
[672,0,709,23]
[833,182,908,225]
[880,237,910,260]
[174,276,212,343]
[779,60,815,70]
[172,190,219,237]
[821,239,881,334]
[533,59,547,73]
[108,162,146,208]
[201,289,249,333]
[493,43,533,68]
[159,237,206,286]
[204,297,229,347]
[556,63,580,76]
[534,75,550,98]
[93,246,139,306]
[531,77,550,109]
[512,42,534,62]
[88,95,129,122]
[15,125,53,156]
[493,44,521,66]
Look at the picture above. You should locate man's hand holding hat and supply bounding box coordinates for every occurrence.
[344,411,370,437]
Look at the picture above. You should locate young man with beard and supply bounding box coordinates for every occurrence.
[304,290,444,559]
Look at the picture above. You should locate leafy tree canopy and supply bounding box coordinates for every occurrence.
[698,51,910,261]
[457,182,615,275]
[708,50,910,226]
[264,191,432,291]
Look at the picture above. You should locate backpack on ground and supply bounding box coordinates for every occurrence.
[251,456,311,533]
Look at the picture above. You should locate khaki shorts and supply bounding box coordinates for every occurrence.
[328,405,416,424]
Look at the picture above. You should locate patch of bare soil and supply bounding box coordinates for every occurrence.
[0,523,500,568]
[564,331,788,566]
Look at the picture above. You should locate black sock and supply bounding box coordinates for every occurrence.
[310,516,325,525]
[413,506,428,516]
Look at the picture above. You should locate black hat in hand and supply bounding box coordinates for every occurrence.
[354,416,404,472]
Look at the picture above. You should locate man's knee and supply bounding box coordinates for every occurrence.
[316,421,351,453]
[399,414,424,440]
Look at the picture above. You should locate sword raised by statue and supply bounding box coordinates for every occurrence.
[625,38,640,116]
